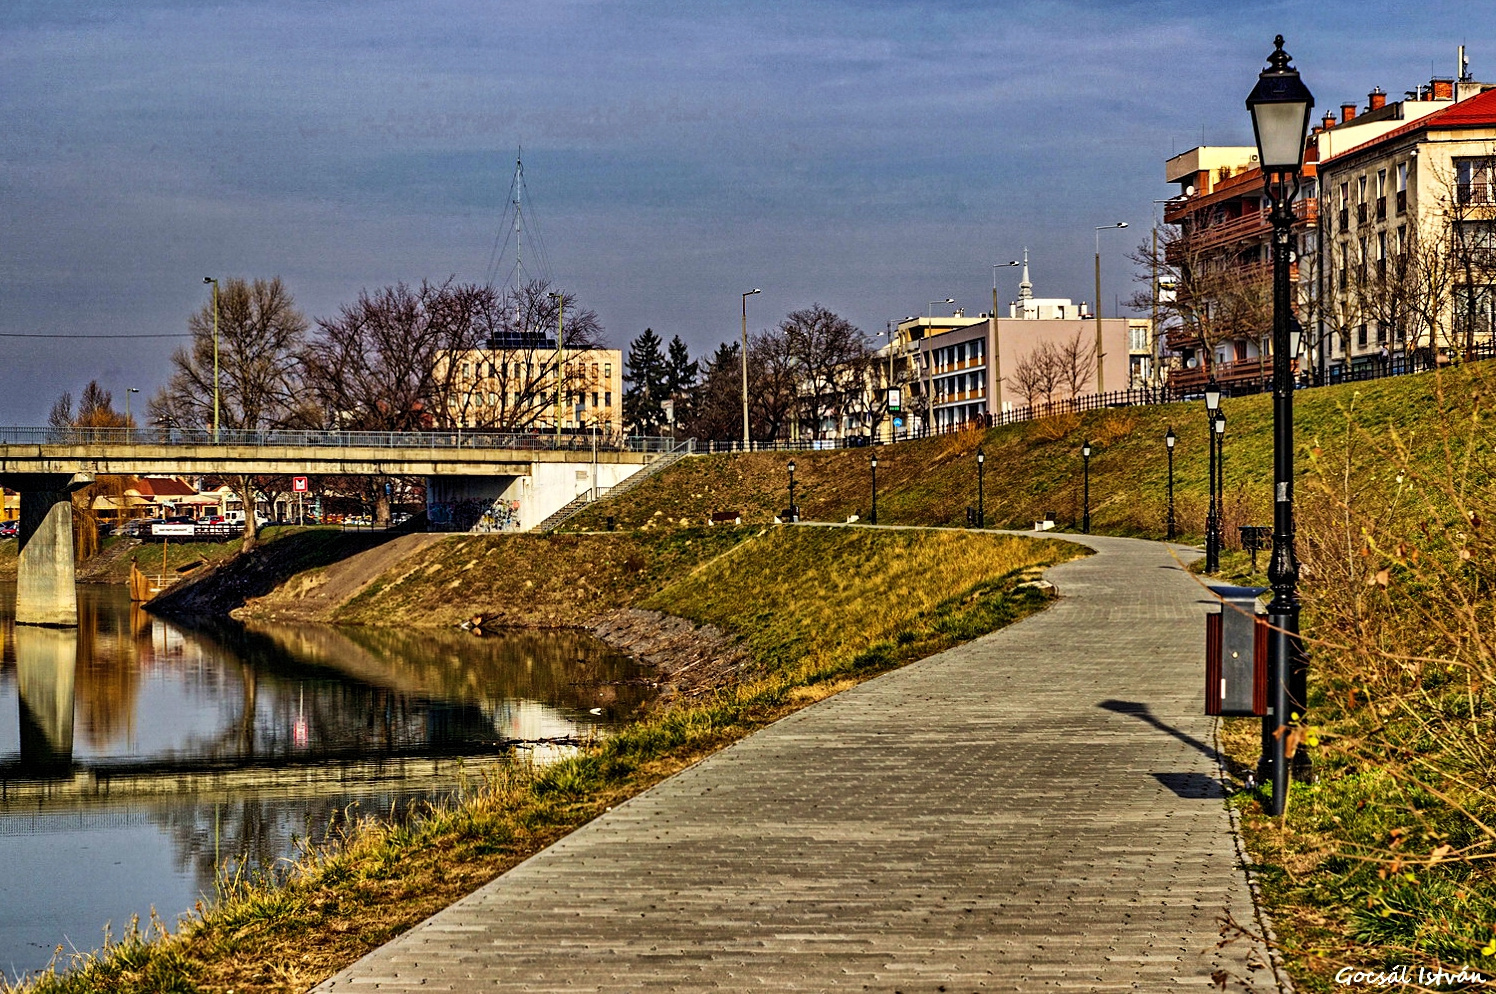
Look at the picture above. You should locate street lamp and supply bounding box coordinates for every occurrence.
[869,453,878,525]
[992,261,1019,418]
[976,447,986,528]
[742,288,761,448]
[1094,222,1129,394]
[1164,426,1177,540]
[550,291,565,445]
[1213,412,1227,563]
[203,277,219,443]
[927,297,955,319]
[125,387,140,436]
[1247,33,1315,814]
[786,459,797,522]
[1081,441,1092,534]
[1204,381,1222,572]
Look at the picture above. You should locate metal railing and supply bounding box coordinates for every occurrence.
[0,426,679,454]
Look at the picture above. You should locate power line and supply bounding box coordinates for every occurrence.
[0,332,191,339]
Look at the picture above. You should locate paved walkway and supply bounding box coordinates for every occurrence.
[315,534,1275,993]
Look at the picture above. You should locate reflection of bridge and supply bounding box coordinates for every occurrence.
[0,427,685,624]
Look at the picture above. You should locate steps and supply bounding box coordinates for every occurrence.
[535,440,694,533]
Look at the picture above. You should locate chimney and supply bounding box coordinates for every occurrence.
[1368,86,1386,111]
[1341,102,1357,122]
[1431,78,1454,100]
[1323,112,1337,129]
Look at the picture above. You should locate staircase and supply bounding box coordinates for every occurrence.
[535,439,694,533]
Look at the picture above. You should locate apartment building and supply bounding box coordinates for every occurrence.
[442,345,624,432]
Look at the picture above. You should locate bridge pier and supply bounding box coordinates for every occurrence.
[3,473,93,627]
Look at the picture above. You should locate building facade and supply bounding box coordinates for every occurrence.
[442,346,624,432]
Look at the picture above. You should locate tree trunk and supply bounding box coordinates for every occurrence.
[238,474,259,551]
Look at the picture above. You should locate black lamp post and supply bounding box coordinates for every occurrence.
[1247,34,1315,815]
[976,447,985,528]
[1081,441,1092,534]
[1165,427,1177,540]
[1204,380,1222,572]
[1214,412,1226,549]
[787,459,797,522]
[869,454,879,525]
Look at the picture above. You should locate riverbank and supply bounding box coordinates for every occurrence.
[10,526,1077,994]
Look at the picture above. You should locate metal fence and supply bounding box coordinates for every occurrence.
[0,425,680,454]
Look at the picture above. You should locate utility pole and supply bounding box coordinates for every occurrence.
[741,288,761,448]
[551,292,564,445]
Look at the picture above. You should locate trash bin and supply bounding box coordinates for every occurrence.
[1205,585,1268,717]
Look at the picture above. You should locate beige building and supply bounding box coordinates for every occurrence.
[444,347,624,432]
[1314,82,1496,373]
[878,260,1133,433]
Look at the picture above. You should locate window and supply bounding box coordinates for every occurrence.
[1397,225,1407,256]
[1458,221,1496,264]
[1376,168,1387,219]
[1454,284,1496,339]
[1457,158,1495,203]
[1338,182,1349,231]
[604,363,612,379]
[605,391,612,407]
[1357,324,1368,348]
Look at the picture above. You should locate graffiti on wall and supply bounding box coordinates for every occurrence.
[427,498,521,533]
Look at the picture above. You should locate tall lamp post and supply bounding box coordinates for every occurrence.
[1081,440,1092,534]
[550,291,565,445]
[203,277,219,443]
[1247,34,1315,814]
[1093,222,1128,394]
[125,387,140,436]
[927,297,954,319]
[1164,427,1177,540]
[787,459,797,522]
[1204,380,1222,571]
[869,454,878,525]
[976,447,986,528]
[992,261,1019,418]
[741,288,761,448]
[1214,412,1227,552]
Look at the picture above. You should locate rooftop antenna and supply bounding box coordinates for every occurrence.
[1460,44,1470,82]
[486,145,552,293]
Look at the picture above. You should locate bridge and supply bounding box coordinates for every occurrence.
[1,426,685,626]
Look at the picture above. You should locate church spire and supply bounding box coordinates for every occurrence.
[1018,248,1033,301]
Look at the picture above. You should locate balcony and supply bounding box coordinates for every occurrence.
[1169,199,1319,257]
[1167,354,1278,394]
[1376,196,1387,221]
[1357,203,1368,225]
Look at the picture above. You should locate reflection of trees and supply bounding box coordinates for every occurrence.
[73,589,141,749]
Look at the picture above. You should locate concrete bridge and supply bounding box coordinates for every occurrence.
[1,426,681,626]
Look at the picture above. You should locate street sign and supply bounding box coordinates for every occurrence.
[887,388,901,412]
[292,477,308,492]
[893,417,904,428]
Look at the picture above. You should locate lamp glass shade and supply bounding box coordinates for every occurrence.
[1214,415,1226,434]
[977,448,985,464]
[788,460,795,474]
[1082,443,1092,458]
[1245,37,1314,172]
[1287,318,1304,358]
[871,456,878,468]
[1165,428,1176,449]
[1204,382,1222,411]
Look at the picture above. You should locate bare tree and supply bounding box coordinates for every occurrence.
[678,342,743,442]
[1055,330,1096,399]
[148,276,308,549]
[1007,345,1063,410]
[747,329,798,442]
[779,304,869,440]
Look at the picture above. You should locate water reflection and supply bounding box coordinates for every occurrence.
[0,583,654,979]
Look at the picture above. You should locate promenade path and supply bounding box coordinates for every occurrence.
[315,534,1277,993]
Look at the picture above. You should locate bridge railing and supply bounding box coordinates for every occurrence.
[0,426,679,454]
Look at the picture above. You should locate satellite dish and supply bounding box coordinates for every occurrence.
[1185,184,1196,196]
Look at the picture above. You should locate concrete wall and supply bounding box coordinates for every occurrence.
[428,458,649,533]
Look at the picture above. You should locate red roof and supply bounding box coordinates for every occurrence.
[1321,87,1496,166]
[129,476,198,497]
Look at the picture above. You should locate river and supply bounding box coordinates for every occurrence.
[0,582,656,981]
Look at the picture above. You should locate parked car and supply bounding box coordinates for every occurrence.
[0,520,18,539]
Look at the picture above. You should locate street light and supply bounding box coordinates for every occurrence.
[125,387,140,436]
[869,453,878,525]
[1247,33,1315,814]
[786,459,797,522]
[1094,222,1129,394]
[1213,412,1226,565]
[203,277,219,443]
[976,447,986,528]
[927,297,955,319]
[992,261,1019,418]
[1165,427,1177,540]
[742,288,761,448]
[1081,441,1092,534]
[1204,381,1222,572]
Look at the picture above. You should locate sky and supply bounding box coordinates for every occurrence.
[0,0,1488,422]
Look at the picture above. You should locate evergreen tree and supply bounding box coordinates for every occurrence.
[623,327,668,434]
[664,335,699,427]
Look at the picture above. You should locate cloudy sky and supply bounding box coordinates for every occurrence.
[0,0,1485,422]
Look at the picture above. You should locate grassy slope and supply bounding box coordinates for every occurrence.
[566,364,1475,541]
[12,527,1076,994]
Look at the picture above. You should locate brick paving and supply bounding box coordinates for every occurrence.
[314,534,1277,993]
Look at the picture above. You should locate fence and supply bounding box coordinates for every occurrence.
[0,425,679,454]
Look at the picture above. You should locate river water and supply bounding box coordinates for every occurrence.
[0,582,656,981]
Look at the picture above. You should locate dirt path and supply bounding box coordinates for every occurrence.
[235,532,450,622]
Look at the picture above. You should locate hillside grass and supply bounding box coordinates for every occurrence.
[10,526,1074,994]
